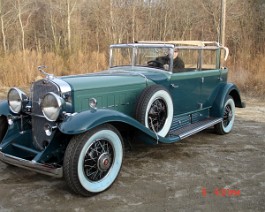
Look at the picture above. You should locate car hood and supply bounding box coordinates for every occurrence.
[60,72,146,92]
[60,66,170,91]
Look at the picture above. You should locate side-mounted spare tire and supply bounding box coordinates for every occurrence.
[136,85,174,137]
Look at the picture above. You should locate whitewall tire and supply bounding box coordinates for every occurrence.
[136,85,173,137]
[63,124,124,196]
[215,96,236,135]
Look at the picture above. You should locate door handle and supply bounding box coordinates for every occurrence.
[171,84,179,88]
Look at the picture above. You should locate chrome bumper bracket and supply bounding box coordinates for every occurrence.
[0,152,63,178]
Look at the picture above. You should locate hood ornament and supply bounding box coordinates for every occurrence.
[38,65,54,80]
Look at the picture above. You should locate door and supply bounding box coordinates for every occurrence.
[200,49,224,108]
[169,71,202,115]
[200,69,222,108]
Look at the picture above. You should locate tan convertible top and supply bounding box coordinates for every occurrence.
[136,40,228,61]
[137,40,220,47]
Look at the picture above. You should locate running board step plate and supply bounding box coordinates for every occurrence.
[169,118,222,139]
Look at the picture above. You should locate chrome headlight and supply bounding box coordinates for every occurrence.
[41,92,65,121]
[7,88,28,114]
[89,98,97,109]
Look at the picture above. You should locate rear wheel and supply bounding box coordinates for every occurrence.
[215,96,235,135]
[63,124,124,196]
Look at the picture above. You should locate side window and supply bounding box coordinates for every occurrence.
[201,50,218,70]
[173,49,198,72]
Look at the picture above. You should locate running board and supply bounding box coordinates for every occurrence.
[169,118,222,140]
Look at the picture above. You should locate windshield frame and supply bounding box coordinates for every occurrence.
[109,43,175,72]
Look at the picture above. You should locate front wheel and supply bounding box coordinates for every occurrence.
[63,124,124,196]
[215,96,235,135]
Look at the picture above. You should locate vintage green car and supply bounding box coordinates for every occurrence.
[0,41,244,196]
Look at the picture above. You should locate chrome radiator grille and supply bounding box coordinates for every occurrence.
[32,80,60,150]
[32,80,60,115]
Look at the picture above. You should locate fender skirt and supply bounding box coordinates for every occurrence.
[59,109,180,144]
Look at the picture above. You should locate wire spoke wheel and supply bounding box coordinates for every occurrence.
[84,139,114,182]
[223,104,233,127]
[148,99,168,132]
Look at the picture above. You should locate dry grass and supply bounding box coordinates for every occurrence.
[228,54,265,96]
[0,50,264,97]
[0,50,108,87]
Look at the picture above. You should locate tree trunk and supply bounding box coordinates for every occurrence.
[17,0,25,51]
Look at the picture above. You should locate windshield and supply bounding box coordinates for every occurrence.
[110,45,174,70]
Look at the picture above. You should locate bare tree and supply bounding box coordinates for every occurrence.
[66,0,77,53]
[0,0,13,53]
[14,0,33,51]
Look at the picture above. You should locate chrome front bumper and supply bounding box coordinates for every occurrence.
[0,151,63,178]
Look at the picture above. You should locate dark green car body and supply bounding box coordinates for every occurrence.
[0,41,245,196]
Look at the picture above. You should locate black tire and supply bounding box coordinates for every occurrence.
[215,95,235,135]
[136,85,173,137]
[0,115,8,142]
[63,124,124,196]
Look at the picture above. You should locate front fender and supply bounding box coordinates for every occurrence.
[59,109,152,136]
[59,109,181,144]
[211,83,245,117]
[59,109,182,144]
[0,100,11,116]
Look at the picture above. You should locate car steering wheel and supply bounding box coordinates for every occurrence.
[147,60,164,68]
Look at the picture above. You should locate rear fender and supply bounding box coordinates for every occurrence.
[210,83,245,117]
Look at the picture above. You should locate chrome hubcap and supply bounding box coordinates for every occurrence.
[98,153,112,171]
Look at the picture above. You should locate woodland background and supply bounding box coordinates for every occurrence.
[0,0,264,95]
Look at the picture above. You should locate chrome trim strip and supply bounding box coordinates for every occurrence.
[0,152,63,178]
[110,43,221,50]
[110,43,175,49]
[100,69,149,82]
[51,78,72,94]
[179,118,222,140]
[221,46,229,61]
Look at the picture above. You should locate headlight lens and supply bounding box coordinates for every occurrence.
[41,92,65,121]
[7,88,27,114]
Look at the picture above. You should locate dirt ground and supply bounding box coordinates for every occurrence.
[0,94,264,212]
